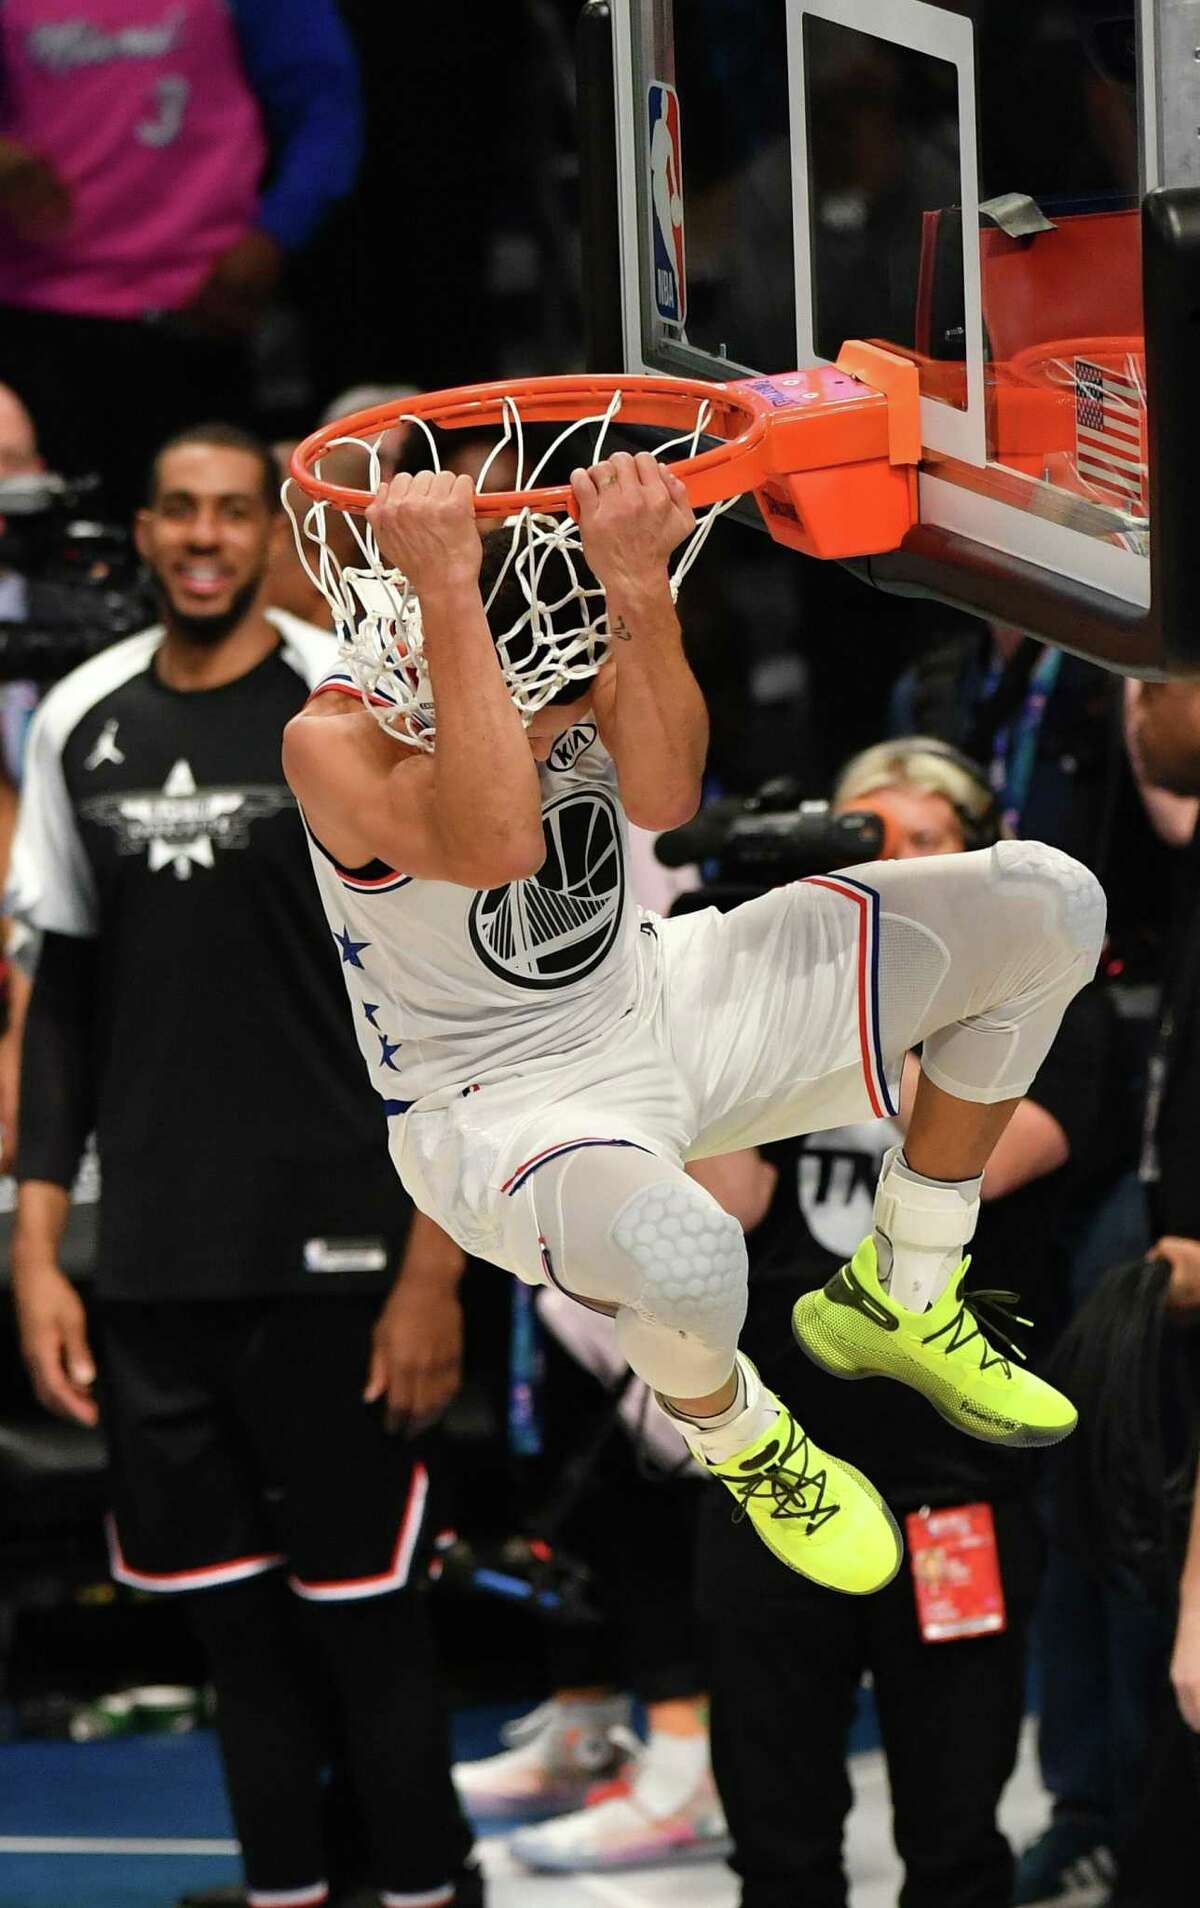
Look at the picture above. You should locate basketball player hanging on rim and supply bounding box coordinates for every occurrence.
[283,453,1105,1595]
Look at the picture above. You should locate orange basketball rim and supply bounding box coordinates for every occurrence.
[289,345,924,564]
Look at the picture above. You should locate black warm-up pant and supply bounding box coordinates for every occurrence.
[697,1490,1042,1908]
[189,1571,471,1904]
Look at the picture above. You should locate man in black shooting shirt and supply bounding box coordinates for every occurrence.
[7,426,475,1908]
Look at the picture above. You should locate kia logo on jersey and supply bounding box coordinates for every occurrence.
[648,80,686,326]
[468,789,624,990]
[547,723,597,773]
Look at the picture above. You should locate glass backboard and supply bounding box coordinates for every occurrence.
[596,0,1174,642]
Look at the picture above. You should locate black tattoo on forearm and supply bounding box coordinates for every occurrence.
[612,615,632,641]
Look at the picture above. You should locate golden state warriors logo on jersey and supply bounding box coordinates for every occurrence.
[468,789,624,989]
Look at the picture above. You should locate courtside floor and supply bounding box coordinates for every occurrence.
[0,1711,1050,1908]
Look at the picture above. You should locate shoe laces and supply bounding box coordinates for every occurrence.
[713,1414,840,1537]
[921,1269,1032,1378]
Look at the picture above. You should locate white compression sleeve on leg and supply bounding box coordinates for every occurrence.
[873,1144,981,1312]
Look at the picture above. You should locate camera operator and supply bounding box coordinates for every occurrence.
[7,424,476,1908]
[690,739,1119,1908]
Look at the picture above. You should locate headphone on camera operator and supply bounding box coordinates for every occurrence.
[832,735,1003,855]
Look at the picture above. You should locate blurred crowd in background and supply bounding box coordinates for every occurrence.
[1,6,1199,1908]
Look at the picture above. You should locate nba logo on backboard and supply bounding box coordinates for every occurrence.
[647,81,686,327]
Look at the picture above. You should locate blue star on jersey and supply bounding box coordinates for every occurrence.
[334,925,371,968]
[377,1033,403,1071]
[362,1002,382,1027]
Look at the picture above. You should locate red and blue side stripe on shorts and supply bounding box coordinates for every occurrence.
[803,872,897,1120]
[501,1136,652,1196]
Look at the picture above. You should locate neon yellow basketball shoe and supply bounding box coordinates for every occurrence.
[791,1237,1077,1449]
[707,1395,903,1595]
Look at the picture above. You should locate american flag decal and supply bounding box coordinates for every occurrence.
[1074,357,1147,514]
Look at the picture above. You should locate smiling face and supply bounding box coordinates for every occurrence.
[136,442,281,643]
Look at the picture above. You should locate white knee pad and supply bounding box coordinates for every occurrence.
[610,1176,748,1356]
[991,839,1107,966]
[520,1146,748,1399]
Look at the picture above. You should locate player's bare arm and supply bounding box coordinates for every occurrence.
[283,469,546,887]
[572,452,708,830]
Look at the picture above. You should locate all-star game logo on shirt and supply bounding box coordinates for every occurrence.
[79,758,294,880]
[468,787,624,988]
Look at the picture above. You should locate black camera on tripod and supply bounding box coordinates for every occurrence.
[0,472,154,683]
[655,775,885,911]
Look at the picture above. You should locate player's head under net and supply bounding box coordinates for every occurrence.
[478,527,604,709]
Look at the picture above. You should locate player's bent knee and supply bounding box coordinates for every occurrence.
[992,838,1106,965]
[610,1176,748,1351]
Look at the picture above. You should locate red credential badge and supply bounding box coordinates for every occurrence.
[905,1503,1006,1642]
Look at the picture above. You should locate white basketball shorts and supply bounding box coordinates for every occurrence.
[392,871,908,1281]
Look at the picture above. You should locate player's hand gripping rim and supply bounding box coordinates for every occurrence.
[569,451,695,612]
[365,467,483,601]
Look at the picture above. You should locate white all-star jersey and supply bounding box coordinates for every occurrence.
[303,676,642,1107]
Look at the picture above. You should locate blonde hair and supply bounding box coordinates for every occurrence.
[833,737,1000,846]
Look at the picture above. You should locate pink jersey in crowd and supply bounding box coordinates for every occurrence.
[0,0,267,318]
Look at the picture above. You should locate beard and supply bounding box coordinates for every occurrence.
[154,570,265,647]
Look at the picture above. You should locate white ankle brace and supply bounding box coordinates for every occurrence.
[873,1146,981,1312]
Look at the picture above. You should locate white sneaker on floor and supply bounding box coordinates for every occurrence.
[509,1725,732,1872]
[452,1695,632,1821]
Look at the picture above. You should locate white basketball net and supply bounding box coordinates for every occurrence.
[284,388,734,751]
